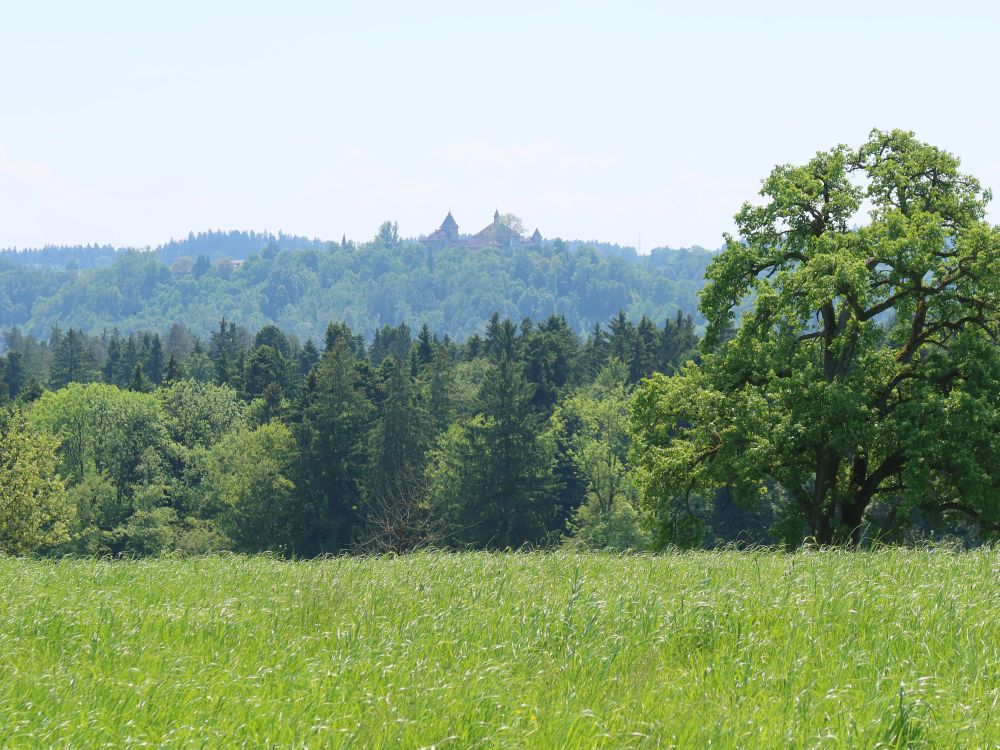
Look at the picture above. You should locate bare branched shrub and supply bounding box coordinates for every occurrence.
[353,471,444,555]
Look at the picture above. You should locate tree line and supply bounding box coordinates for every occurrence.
[0,310,701,556]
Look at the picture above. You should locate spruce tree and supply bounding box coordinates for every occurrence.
[103,335,123,384]
[425,346,454,433]
[244,345,289,400]
[49,329,96,389]
[368,358,431,498]
[628,316,658,383]
[291,338,373,553]
[120,337,139,387]
[145,334,164,385]
[416,324,435,367]
[297,339,320,376]
[129,364,151,393]
[427,352,558,548]
[4,351,25,399]
[164,353,182,383]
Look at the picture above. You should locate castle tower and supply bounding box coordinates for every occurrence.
[441,211,459,240]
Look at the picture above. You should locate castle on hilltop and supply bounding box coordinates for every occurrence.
[421,210,542,250]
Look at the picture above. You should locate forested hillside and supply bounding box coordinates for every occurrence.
[0,230,323,269]
[0,230,713,341]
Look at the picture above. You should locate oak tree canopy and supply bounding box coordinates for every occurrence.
[632,129,1000,546]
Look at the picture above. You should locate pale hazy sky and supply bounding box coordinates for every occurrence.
[1,0,997,251]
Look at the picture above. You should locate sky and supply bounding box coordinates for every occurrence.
[1,0,997,251]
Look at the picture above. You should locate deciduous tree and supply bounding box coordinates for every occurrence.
[632,129,1000,546]
[0,409,73,554]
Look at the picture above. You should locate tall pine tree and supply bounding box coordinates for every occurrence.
[291,338,373,553]
[49,329,96,389]
[427,352,558,548]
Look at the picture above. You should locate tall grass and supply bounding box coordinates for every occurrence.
[0,549,997,747]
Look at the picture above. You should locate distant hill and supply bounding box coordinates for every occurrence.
[0,243,121,270]
[0,231,716,341]
[0,230,325,269]
[154,230,327,265]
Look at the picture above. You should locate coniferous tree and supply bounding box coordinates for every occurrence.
[484,313,517,361]
[628,316,658,384]
[425,346,455,433]
[145,334,164,385]
[210,319,243,385]
[368,358,432,498]
[244,345,289,400]
[253,325,291,357]
[50,329,97,389]
[323,322,364,357]
[427,352,558,548]
[370,323,412,366]
[297,339,320,376]
[129,364,151,393]
[291,338,373,553]
[256,382,286,425]
[48,326,64,355]
[416,324,435,367]
[465,334,483,360]
[658,310,698,373]
[581,322,611,380]
[192,254,211,277]
[120,337,139,387]
[521,315,580,412]
[103,335,123,384]
[164,353,182,383]
[608,312,633,363]
[4,350,25,399]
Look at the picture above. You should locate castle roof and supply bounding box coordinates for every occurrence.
[467,216,523,247]
[422,210,537,248]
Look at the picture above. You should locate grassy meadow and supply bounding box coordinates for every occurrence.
[1,550,998,748]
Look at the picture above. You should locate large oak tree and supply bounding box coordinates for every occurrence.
[632,129,1000,546]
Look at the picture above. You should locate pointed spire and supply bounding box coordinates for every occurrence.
[494,209,501,224]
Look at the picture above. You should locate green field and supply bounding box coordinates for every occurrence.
[1,551,998,748]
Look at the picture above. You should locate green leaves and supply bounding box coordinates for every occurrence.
[204,421,297,552]
[0,408,72,554]
[634,129,1000,546]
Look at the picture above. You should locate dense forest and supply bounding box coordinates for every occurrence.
[0,311,726,556]
[0,229,714,342]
